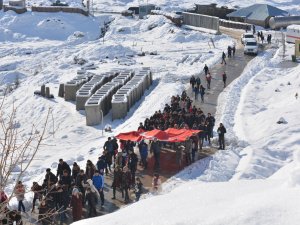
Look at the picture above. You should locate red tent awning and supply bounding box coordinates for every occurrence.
[141,129,169,141]
[115,131,142,142]
[116,128,202,143]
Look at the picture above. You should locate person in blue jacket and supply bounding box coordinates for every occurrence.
[92,170,105,207]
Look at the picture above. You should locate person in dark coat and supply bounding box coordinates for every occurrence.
[128,150,138,185]
[75,170,87,203]
[140,141,148,169]
[203,64,209,75]
[206,72,212,90]
[198,121,206,150]
[217,123,227,150]
[232,45,236,57]
[103,137,114,164]
[60,170,72,192]
[45,168,58,190]
[31,182,43,212]
[195,77,201,90]
[206,113,215,138]
[227,45,232,58]
[121,167,132,204]
[71,187,83,222]
[194,86,199,100]
[111,166,122,200]
[85,187,97,218]
[190,75,196,89]
[57,159,71,179]
[199,85,205,103]
[150,138,161,170]
[222,72,227,88]
[72,162,80,182]
[85,160,96,180]
[7,210,23,225]
[134,177,143,202]
[96,156,106,175]
[38,200,52,225]
[221,51,226,65]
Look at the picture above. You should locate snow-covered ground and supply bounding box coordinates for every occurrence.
[73,44,300,225]
[1,0,300,223]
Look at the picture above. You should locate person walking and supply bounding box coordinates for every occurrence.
[128,150,138,185]
[134,177,143,202]
[152,173,162,194]
[111,166,122,200]
[15,181,26,212]
[221,51,226,65]
[140,141,148,169]
[194,86,199,100]
[222,72,227,88]
[217,123,227,150]
[121,167,131,204]
[206,72,212,90]
[199,85,205,103]
[85,187,97,218]
[190,75,196,89]
[203,64,209,75]
[232,45,236,57]
[227,46,232,58]
[92,170,105,207]
[150,138,161,171]
[195,77,201,90]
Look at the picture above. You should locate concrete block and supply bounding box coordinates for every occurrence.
[41,84,45,97]
[45,87,50,98]
[58,83,64,97]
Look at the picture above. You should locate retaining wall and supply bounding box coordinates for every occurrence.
[31,6,88,16]
[182,12,219,32]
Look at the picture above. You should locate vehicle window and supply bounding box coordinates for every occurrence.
[245,35,254,38]
[246,42,257,46]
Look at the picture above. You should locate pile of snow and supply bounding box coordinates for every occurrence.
[0,11,103,41]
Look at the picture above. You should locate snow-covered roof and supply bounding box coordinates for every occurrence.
[227,4,288,21]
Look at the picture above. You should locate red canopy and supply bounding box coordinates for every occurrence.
[116,128,202,143]
[165,128,201,142]
[115,131,142,142]
[141,129,169,141]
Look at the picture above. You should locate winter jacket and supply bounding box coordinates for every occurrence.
[84,179,100,198]
[140,143,148,159]
[57,162,71,177]
[92,174,104,190]
[96,158,106,173]
[217,126,227,137]
[150,141,161,154]
[129,153,138,171]
[14,184,25,201]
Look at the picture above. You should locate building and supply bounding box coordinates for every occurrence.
[139,4,156,19]
[226,4,288,28]
[194,3,235,19]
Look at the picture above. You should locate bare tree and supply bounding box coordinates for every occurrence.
[0,96,52,223]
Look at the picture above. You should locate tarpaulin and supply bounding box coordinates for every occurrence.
[116,129,202,143]
[141,129,169,141]
[115,131,142,142]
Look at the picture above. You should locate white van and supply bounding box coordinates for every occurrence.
[244,39,258,55]
[286,25,300,43]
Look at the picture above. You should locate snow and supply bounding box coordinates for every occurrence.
[1,0,300,224]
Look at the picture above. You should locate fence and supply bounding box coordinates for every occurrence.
[182,12,219,32]
[219,19,251,30]
[31,6,88,16]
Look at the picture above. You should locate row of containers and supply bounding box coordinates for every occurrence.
[62,67,152,126]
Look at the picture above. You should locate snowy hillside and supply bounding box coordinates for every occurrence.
[73,45,300,225]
